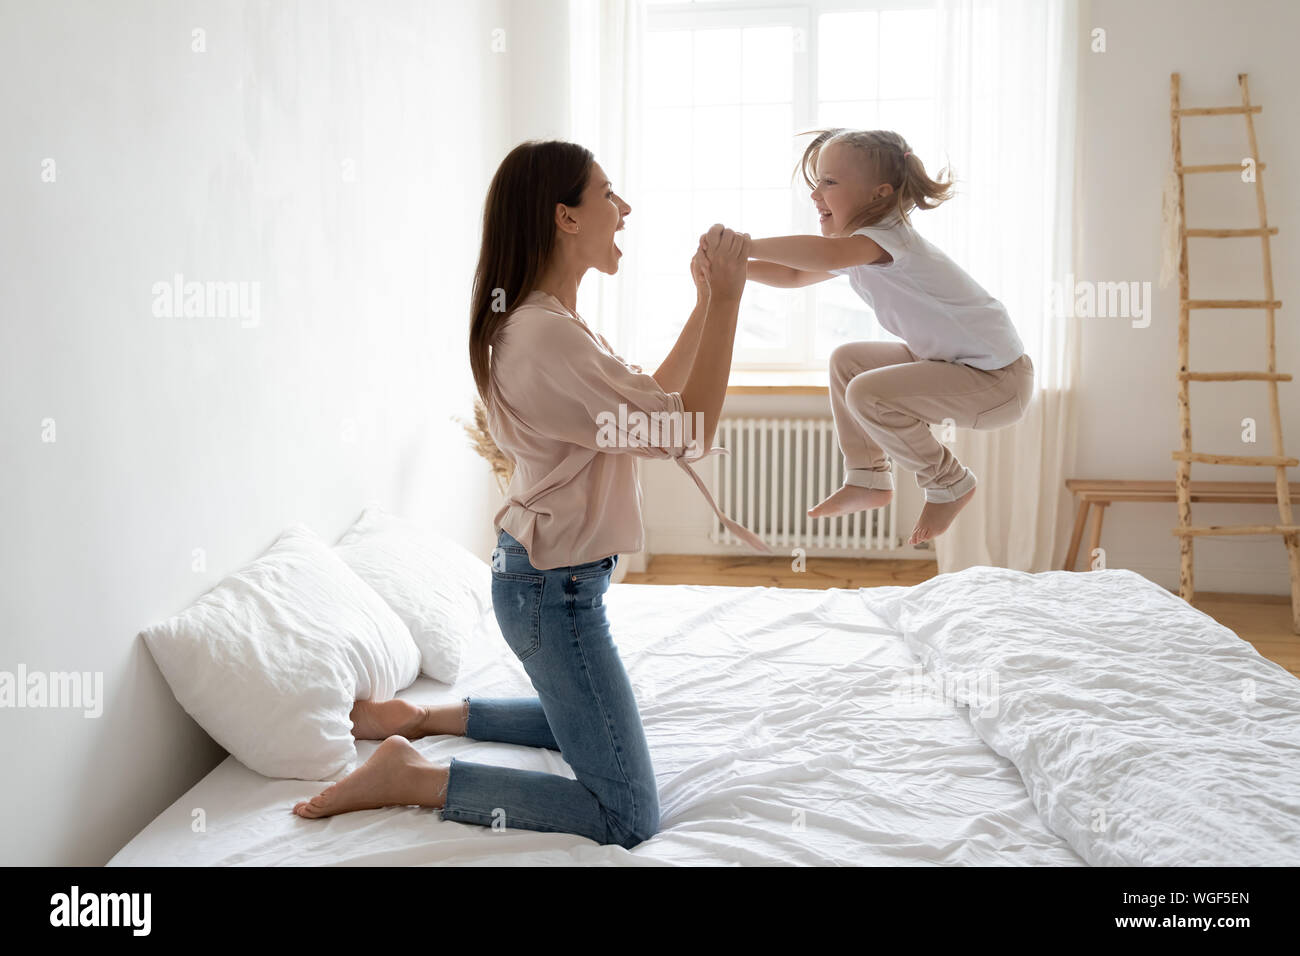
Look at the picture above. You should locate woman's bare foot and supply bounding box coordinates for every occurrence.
[350,699,468,740]
[350,699,426,740]
[909,485,977,545]
[808,485,893,519]
[292,736,449,818]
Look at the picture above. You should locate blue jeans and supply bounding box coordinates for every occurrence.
[438,529,661,849]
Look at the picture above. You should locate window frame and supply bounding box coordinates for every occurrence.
[639,0,939,372]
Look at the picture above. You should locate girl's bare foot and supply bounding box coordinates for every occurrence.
[909,485,977,545]
[349,699,468,740]
[292,736,448,818]
[808,485,893,519]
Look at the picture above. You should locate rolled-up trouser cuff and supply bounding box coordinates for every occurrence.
[844,467,895,491]
[922,466,977,503]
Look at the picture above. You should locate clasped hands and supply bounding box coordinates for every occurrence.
[690,223,750,302]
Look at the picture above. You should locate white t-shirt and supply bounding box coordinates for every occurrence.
[828,216,1024,370]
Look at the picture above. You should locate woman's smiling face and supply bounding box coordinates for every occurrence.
[567,161,632,275]
[809,142,883,236]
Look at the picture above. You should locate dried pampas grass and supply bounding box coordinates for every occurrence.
[456,397,514,496]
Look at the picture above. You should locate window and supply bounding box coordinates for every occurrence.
[637,0,939,371]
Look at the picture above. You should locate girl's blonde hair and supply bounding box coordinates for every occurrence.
[796,128,955,233]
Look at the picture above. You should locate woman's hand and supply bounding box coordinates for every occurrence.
[690,244,710,302]
[698,224,748,300]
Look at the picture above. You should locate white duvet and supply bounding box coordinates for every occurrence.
[870,567,1300,866]
[109,581,1084,866]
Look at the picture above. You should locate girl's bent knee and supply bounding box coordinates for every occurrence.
[829,342,855,375]
[844,374,883,413]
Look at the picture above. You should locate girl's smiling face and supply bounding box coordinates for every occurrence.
[809,142,891,236]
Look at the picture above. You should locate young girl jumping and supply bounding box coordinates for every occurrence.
[741,128,1035,546]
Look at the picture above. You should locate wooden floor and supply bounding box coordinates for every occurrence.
[623,554,1300,677]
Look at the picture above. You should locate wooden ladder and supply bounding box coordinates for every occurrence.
[1169,72,1300,634]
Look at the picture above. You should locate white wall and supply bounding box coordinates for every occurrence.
[1076,0,1298,593]
[0,0,513,865]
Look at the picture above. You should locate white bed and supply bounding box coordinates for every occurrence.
[108,568,1300,866]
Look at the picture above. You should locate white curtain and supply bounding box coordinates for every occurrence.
[568,0,645,347]
[930,0,1083,573]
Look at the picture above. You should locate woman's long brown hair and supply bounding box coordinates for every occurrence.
[469,140,594,407]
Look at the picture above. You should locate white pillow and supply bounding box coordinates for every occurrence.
[141,525,421,780]
[334,505,490,684]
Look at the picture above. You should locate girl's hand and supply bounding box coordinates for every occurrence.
[700,229,751,259]
[690,244,710,301]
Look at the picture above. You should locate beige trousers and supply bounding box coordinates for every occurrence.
[828,342,1035,503]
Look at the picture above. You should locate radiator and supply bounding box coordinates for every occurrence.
[708,417,901,553]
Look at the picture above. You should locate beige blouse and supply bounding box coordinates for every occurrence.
[486,290,770,570]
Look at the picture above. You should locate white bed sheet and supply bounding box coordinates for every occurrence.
[109,582,1085,866]
[873,567,1300,866]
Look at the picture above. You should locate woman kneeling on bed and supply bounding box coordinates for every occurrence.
[292,139,768,848]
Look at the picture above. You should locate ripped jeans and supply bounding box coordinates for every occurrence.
[437,529,660,849]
